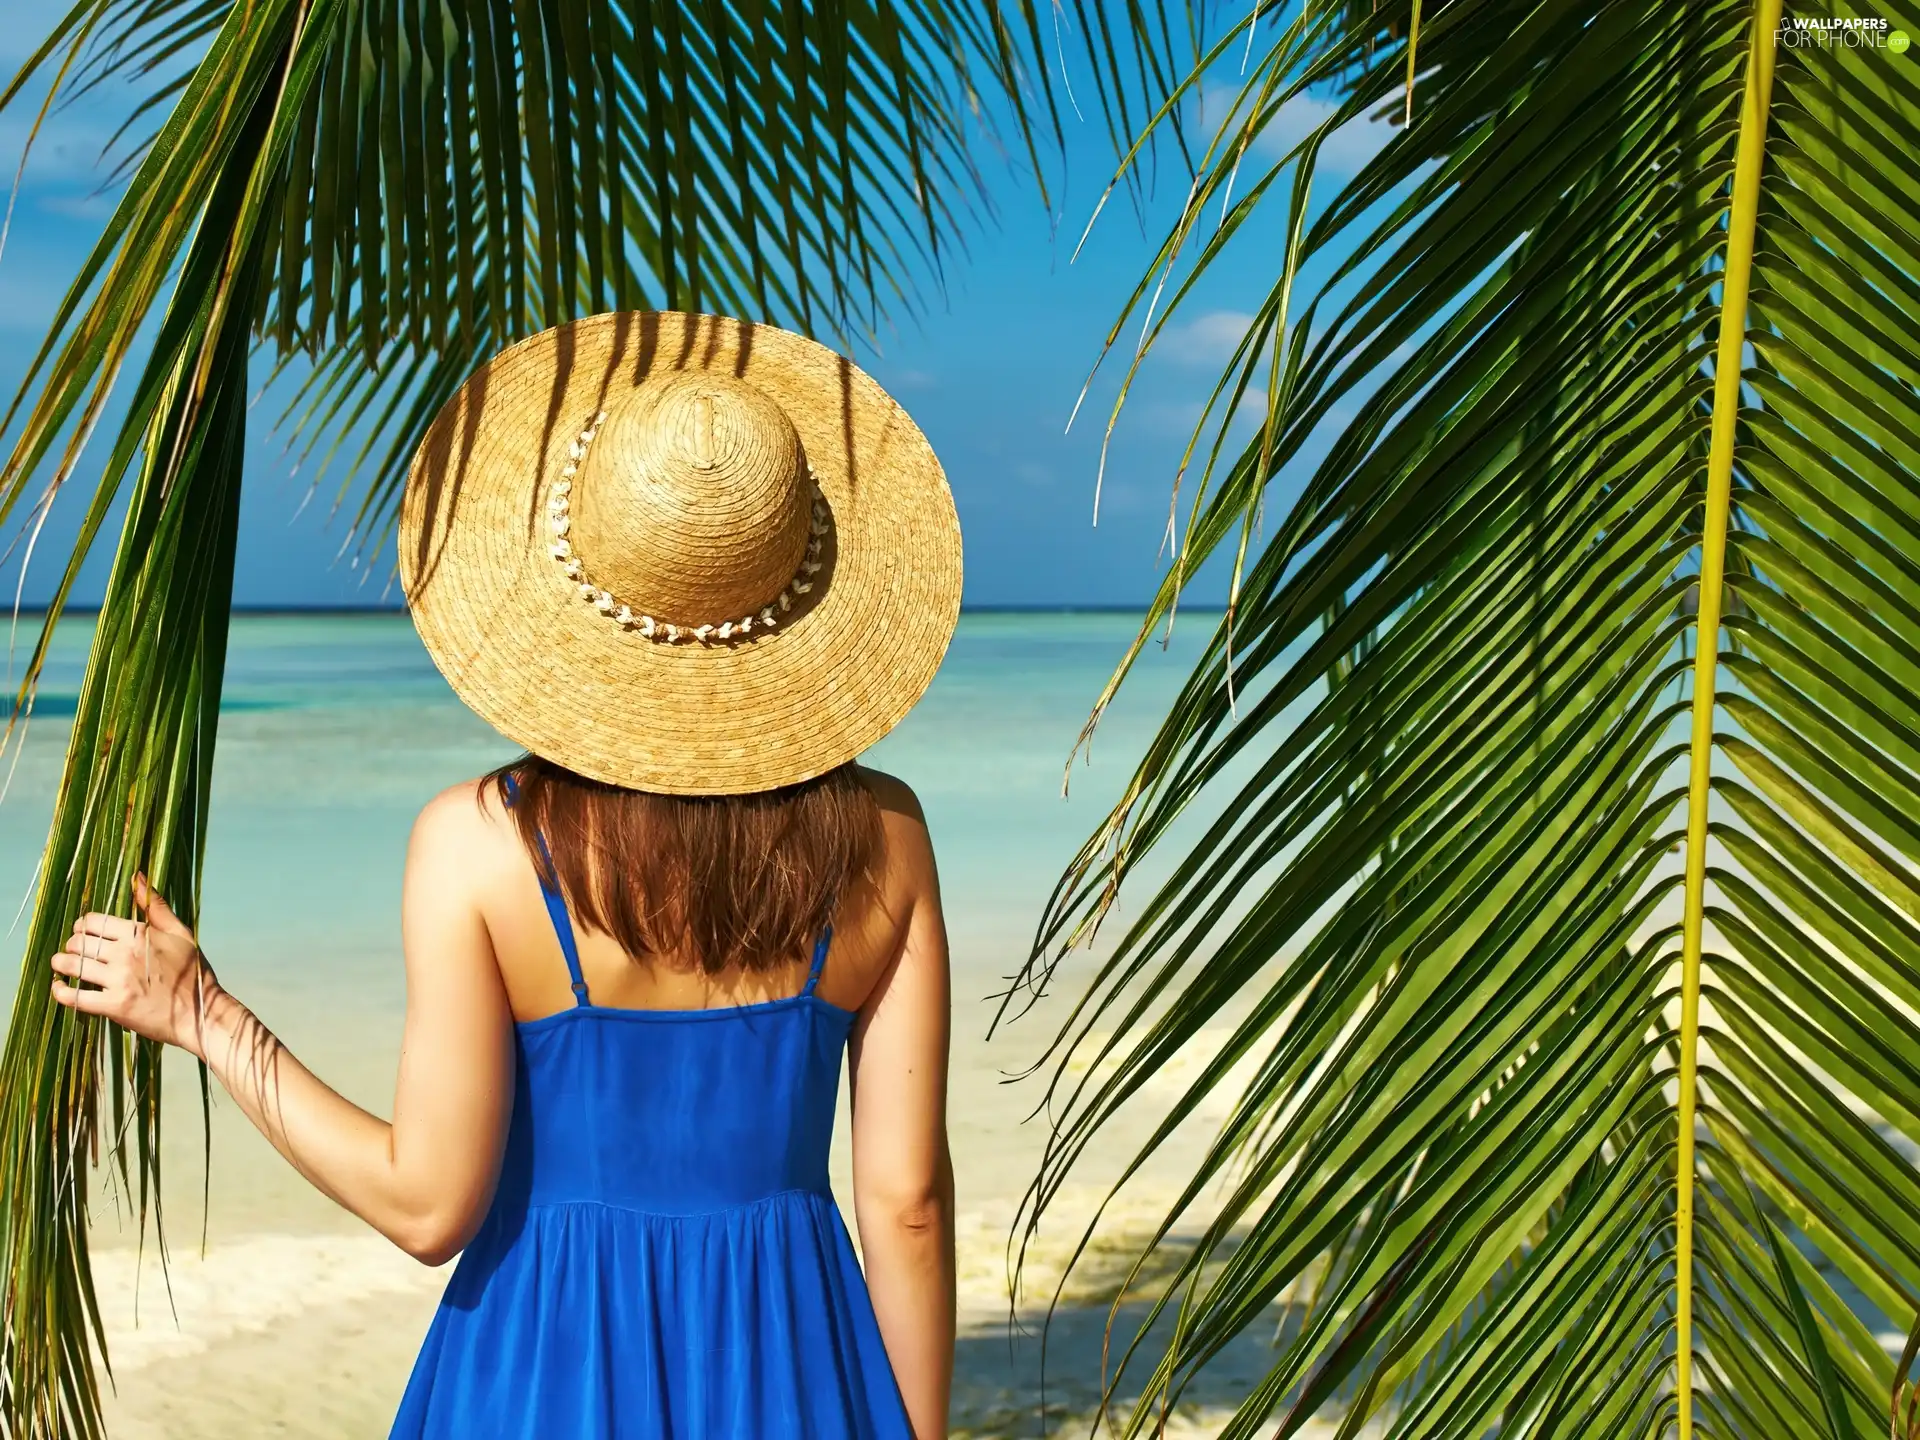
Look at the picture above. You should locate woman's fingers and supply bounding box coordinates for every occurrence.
[73,911,136,943]
[50,950,113,981]
[68,878,198,953]
[64,928,131,970]
[49,978,115,1014]
[48,886,208,1046]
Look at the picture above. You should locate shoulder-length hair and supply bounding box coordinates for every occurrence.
[488,756,882,974]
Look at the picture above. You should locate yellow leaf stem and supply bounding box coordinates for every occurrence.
[1676,2,1781,1437]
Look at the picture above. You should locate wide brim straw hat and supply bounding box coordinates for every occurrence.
[400,311,962,795]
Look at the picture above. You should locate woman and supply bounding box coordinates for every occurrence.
[49,312,963,1438]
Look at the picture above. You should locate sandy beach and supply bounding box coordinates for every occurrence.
[87,1017,1307,1439]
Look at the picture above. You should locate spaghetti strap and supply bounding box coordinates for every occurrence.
[534,843,591,1007]
[501,771,589,1006]
[800,926,832,997]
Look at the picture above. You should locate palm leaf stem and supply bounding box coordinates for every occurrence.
[1674,5,1780,1434]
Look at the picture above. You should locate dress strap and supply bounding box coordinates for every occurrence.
[533,836,591,1007]
[800,926,833,997]
[501,771,590,1007]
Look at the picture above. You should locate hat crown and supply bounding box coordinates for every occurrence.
[570,373,813,627]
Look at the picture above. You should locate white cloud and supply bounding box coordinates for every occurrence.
[0,113,125,187]
[1230,386,1271,420]
[37,190,119,221]
[1197,85,1393,177]
[1140,384,1270,438]
[1158,309,1257,367]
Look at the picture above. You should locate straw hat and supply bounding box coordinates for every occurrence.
[400,311,962,795]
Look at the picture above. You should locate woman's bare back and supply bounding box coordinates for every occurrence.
[469,765,931,1023]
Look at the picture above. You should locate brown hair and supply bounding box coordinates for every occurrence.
[489,756,882,975]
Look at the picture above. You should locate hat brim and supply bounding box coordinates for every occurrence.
[400,312,962,795]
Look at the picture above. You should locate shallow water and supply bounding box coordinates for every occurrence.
[0,610,1313,1436]
[3,609,1208,982]
[0,611,1247,1231]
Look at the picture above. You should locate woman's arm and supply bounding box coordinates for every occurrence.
[50,785,516,1264]
[849,797,956,1440]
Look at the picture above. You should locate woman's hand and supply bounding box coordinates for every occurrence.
[41,789,516,1265]
[49,873,227,1059]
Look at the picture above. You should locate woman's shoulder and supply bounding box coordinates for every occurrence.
[853,766,939,898]
[412,775,511,828]
[405,777,523,878]
[854,764,925,825]
[854,765,932,859]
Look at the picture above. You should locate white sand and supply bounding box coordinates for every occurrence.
[93,1197,1334,1439]
[82,1015,1337,1438]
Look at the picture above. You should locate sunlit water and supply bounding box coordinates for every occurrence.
[0,611,1238,1233]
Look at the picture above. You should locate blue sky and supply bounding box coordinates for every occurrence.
[0,12,1392,609]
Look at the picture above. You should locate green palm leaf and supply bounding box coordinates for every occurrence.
[0,0,1189,1431]
[1013,0,1920,1435]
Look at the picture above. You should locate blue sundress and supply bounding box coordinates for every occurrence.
[389,811,910,1437]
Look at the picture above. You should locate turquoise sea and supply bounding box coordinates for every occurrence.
[2,607,1212,974]
[0,612,1330,1437]
[0,610,1236,1227]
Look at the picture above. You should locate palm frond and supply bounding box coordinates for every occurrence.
[1012,0,1920,1434]
[0,16,283,1428]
